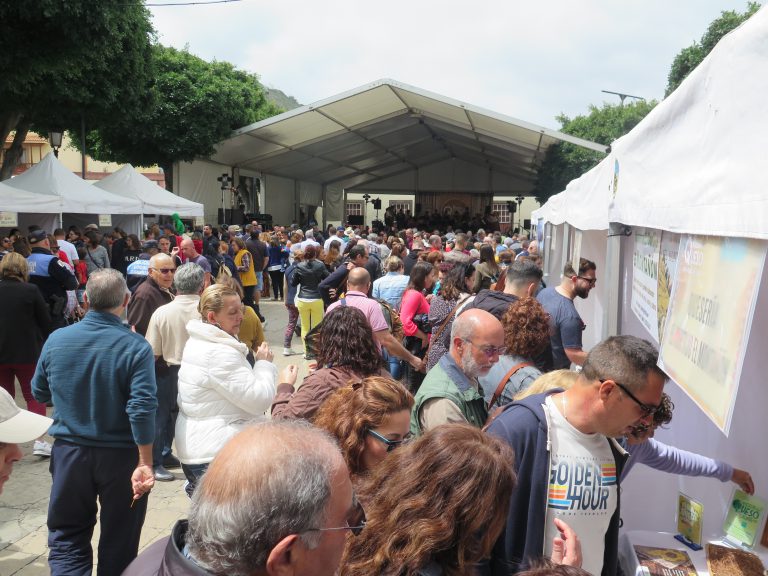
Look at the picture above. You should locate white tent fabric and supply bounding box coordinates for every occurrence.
[95,165,204,217]
[609,6,768,239]
[0,180,62,213]
[4,153,142,214]
[531,191,567,225]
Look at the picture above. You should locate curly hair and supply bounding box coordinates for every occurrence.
[341,423,516,576]
[316,306,383,374]
[314,376,413,477]
[500,297,551,359]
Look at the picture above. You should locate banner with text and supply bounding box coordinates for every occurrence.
[631,228,661,342]
[657,232,681,344]
[659,235,766,434]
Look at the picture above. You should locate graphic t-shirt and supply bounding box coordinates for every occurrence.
[544,395,617,576]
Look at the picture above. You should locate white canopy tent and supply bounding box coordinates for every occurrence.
[3,153,142,234]
[606,6,768,543]
[534,6,768,547]
[0,180,62,234]
[95,165,204,220]
[178,79,606,227]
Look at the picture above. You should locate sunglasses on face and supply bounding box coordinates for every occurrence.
[577,275,597,286]
[602,379,660,416]
[367,429,411,452]
[151,268,176,274]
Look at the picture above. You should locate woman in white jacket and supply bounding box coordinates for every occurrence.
[176,284,297,495]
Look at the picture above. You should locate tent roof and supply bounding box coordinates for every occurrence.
[211,79,607,192]
[607,5,768,239]
[95,165,204,217]
[0,180,62,214]
[4,153,142,214]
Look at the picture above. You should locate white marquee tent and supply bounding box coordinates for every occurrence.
[3,153,142,233]
[95,165,204,219]
[534,5,768,548]
[0,179,62,234]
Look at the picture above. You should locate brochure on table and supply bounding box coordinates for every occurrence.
[676,493,704,550]
[723,489,767,550]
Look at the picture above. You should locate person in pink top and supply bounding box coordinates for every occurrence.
[400,261,437,392]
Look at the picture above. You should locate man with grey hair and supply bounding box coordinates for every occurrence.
[33,269,157,575]
[123,421,357,576]
[127,252,175,336]
[145,263,205,481]
[410,308,504,436]
[486,335,666,576]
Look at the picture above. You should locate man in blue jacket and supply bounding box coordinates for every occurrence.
[33,268,157,576]
[485,336,666,576]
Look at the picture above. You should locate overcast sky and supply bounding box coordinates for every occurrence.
[149,0,762,128]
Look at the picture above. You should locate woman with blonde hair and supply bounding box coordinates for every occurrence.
[314,376,413,483]
[176,284,297,495]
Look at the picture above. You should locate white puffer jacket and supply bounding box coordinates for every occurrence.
[175,319,277,464]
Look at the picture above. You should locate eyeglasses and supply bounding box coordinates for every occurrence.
[465,340,507,358]
[577,276,597,286]
[1,239,9,244]
[150,268,176,274]
[602,379,660,417]
[367,429,411,453]
[302,495,366,537]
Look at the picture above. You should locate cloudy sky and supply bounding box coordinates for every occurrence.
[148,0,761,128]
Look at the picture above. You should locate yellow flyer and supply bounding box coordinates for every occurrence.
[659,235,766,434]
[677,493,703,546]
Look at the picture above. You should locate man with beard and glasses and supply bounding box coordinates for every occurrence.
[537,258,596,369]
[410,309,504,436]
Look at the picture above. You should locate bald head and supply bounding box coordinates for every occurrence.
[451,309,503,345]
[180,238,198,259]
[187,421,347,574]
[450,309,505,378]
[347,267,371,290]
[149,253,175,288]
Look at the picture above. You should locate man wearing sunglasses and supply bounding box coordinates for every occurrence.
[537,258,597,369]
[124,421,360,576]
[485,335,665,576]
[411,308,505,436]
[127,253,175,336]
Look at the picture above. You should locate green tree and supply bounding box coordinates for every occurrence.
[665,2,760,96]
[0,1,154,179]
[533,100,656,204]
[87,45,282,189]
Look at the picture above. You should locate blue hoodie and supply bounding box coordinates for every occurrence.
[483,391,628,576]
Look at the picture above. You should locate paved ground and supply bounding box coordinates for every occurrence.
[0,298,309,575]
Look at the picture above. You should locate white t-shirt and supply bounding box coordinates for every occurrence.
[544,395,618,576]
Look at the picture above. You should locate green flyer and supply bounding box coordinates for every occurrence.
[677,493,704,546]
[723,489,766,548]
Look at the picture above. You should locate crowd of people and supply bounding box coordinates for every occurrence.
[0,218,756,576]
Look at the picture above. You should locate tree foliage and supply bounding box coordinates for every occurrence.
[87,45,282,185]
[665,2,760,96]
[533,100,656,204]
[0,1,154,179]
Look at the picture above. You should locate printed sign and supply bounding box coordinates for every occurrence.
[98,214,112,227]
[657,231,680,343]
[194,216,204,227]
[0,212,18,227]
[723,489,766,549]
[631,228,661,342]
[659,235,766,434]
[677,493,704,546]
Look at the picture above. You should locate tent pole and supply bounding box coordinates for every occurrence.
[59,213,63,229]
